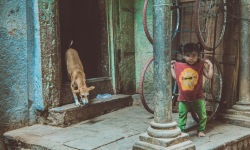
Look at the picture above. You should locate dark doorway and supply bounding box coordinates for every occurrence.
[59,0,101,82]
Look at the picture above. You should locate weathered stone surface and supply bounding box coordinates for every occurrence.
[4,102,250,150]
[217,108,250,128]
[39,0,61,109]
[3,103,153,150]
[189,120,250,150]
[63,127,125,149]
[47,94,133,127]
[0,0,30,135]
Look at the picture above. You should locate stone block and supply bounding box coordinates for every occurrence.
[47,94,133,127]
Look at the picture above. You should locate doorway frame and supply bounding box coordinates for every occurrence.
[37,0,119,109]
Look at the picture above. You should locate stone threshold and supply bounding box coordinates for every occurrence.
[47,94,133,127]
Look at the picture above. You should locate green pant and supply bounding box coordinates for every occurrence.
[178,99,207,132]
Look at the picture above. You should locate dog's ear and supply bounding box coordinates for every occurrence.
[88,86,95,91]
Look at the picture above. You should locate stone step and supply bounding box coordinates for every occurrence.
[217,112,250,128]
[61,78,113,105]
[225,109,250,117]
[47,94,133,127]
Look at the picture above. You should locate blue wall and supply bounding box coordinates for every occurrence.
[0,0,43,133]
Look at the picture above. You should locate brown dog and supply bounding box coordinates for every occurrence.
[66,47,95,106]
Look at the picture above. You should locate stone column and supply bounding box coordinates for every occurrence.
[133,0,195,149]
[218,0,250,128]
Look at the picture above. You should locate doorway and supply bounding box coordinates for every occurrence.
[59,0,102,82]
[58,0,113,105]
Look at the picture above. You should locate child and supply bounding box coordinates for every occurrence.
[171,43,213,137]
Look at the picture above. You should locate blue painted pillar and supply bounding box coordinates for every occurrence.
[146,0,181,138]
[152,0,173,124]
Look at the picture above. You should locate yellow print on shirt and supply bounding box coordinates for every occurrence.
[179,68,199,91]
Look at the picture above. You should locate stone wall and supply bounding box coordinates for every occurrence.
[0,0,45,138]
[0,0,29,134]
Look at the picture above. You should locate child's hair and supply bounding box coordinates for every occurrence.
[180,43,202,54]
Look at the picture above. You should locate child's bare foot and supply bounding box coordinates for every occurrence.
[198,132,205,137]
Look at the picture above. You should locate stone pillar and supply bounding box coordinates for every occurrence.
[133,0,195,149]
[218,0,250,128]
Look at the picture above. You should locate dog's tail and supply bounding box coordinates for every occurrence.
[69,40,73,49]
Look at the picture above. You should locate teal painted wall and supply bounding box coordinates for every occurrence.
[134,0,153,92]
[0,0,30,134]
[0,0,44,135]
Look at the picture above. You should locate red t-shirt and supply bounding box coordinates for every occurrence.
[174,61,204,102]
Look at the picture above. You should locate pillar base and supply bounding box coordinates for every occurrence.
[133,121,195,150]
[218,105,250,128]
[147,121,181,138]
[133,132,195,150]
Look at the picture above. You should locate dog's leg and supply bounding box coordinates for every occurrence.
[81,97,89,105]
[71,83,81,106]
[73,92,81,106]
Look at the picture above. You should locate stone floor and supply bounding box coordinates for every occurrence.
[3,94,250,150]
[4,106,250,149]
[0,137,4,150]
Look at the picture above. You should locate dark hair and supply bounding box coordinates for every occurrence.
[181,43,202,54]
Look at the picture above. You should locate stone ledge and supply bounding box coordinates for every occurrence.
[225,109,250,117]
[209,133,250,150]
[217,109,250,128]
[47,94,133,127]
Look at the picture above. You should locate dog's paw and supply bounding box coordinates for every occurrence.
[75,101,81,106]
[82,99,89,105]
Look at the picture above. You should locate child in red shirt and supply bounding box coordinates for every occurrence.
[171,43,213,137]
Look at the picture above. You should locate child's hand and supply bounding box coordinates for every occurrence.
[171,60,176,69]
[171,60,176,79]
[171,60,176,64]
[203,59,213,79]
[204,59,212,66]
